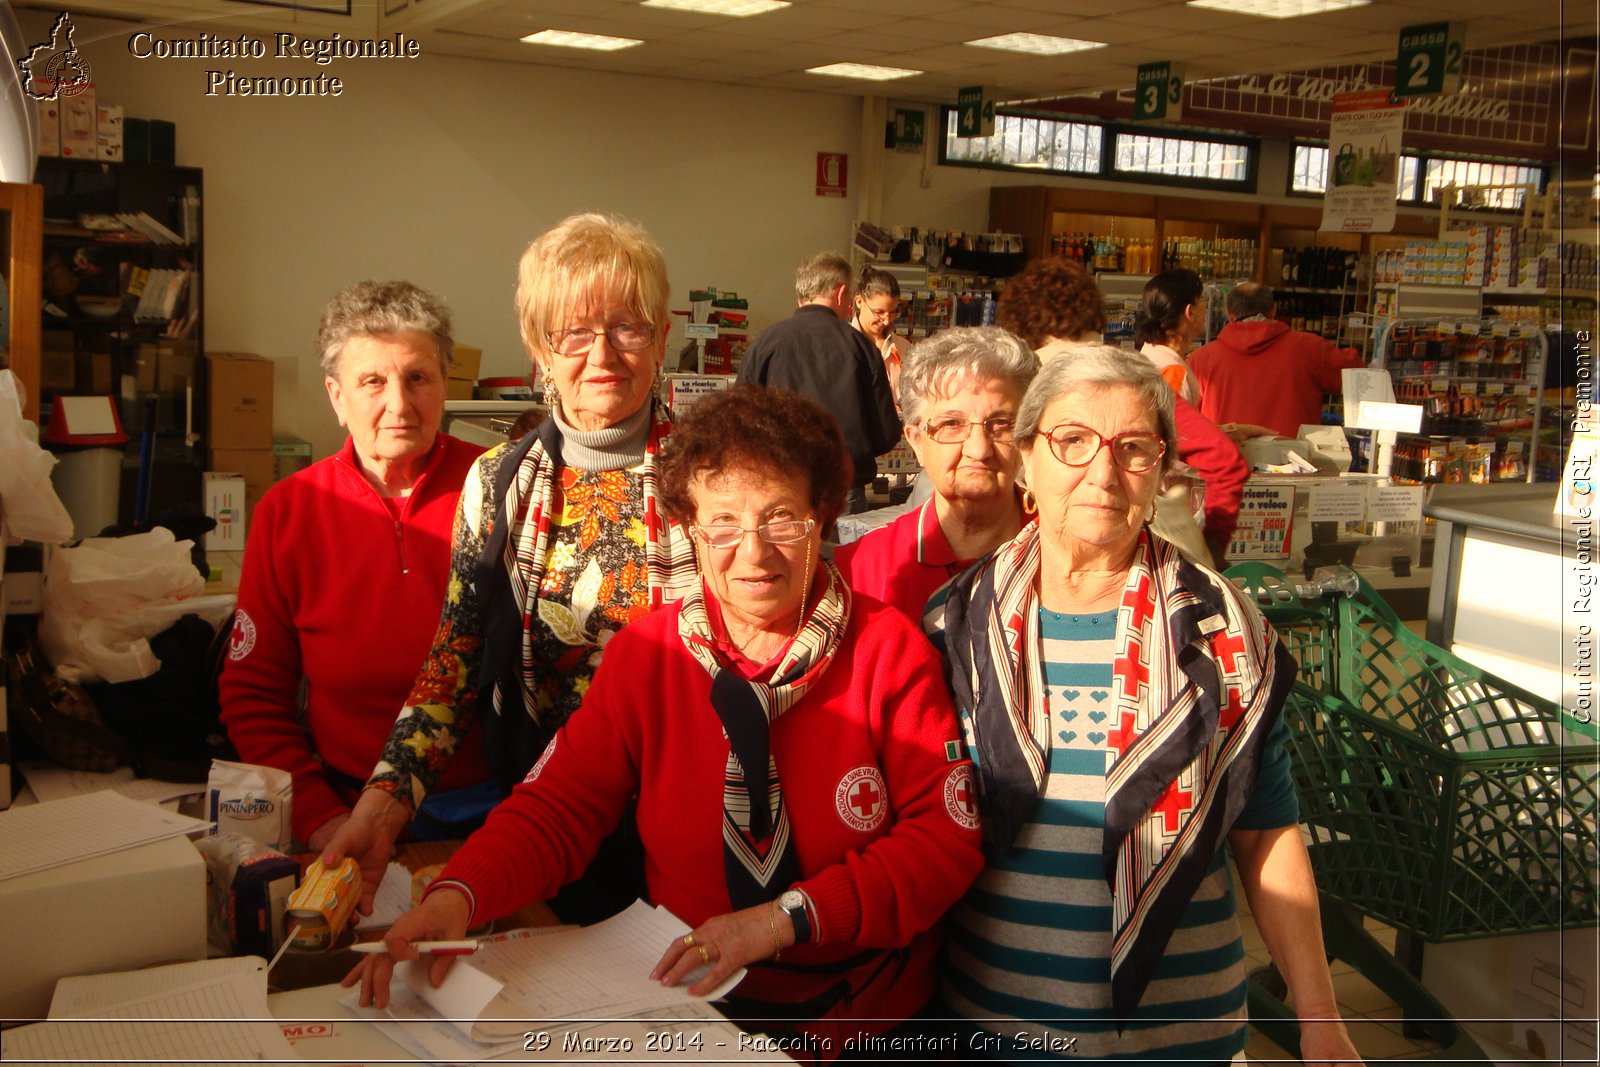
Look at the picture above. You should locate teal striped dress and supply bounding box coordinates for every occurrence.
[943,607,1297,1065]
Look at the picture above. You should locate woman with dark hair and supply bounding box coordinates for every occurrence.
[852,265,910,406]
[1134,267,1206,405]
[996,256,1106,358]
[345,386,984,1054]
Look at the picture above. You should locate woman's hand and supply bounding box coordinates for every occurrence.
[1298,1018,1362,1066]
[319,787,412,914]
[650,903,792,997]
[338,886,472,1010]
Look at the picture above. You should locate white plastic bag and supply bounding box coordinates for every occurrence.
[38,527,236,683]
[0,370,73,544]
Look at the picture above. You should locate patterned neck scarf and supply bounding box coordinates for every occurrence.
[677,559,851,907]
[495,403,698,720]
[939,524,1292,1021]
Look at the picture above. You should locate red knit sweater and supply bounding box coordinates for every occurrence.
[218,434,491,844]
[439,592,985,1037]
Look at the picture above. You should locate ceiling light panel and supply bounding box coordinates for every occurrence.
[520,29,644,50]
[640,0,791,15]
[966,33,1108,55]
[1185,0,1370,18]
[805,62,923,81]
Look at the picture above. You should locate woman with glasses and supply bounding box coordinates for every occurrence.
[834,327,1036,623]
[347,386,984,1053]
[323,213,698,924]
[852,265,911,407]
[929,347,1357,1066]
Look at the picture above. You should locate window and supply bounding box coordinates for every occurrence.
[939,109,1257,190]
[1111,129,1254,186]
[940,110,1100,174]
[1290,143,1542,208]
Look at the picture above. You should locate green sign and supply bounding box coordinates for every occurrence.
[956,85,994,138]
[891,107,926,152]
[1133,61,1184,122]
[1395,21,1465,98]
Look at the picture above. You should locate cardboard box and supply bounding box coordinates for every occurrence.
[447,377,475,401]
[96,103,122,161]
[0,835,206,1020]
[58,84,97,159]
[208,447,275,516]
[204,471,247,550]
[205,352,274,450]
[450,344,483,382]
[272,435,312,483]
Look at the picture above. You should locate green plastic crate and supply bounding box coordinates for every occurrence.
[1229,563,1599,942]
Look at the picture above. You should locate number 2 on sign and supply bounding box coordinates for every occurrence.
[1407,52,1429,88]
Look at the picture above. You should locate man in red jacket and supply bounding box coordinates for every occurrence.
[1189,282,1365,439]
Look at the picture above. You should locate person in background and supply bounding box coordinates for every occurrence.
[344,387,984,1055]
[322,213,698,922]
[737,252,900,515]
[1189,281,1365,440]
[929,347,1360,1067]
[851,264,912,408]
[834,327,1036,623]
[219,280,492,852]
[1135,267,1206,405]
[996,256,1106,358]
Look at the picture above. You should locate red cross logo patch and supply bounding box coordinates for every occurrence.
[835,766,888,832]
[943,765,980,831]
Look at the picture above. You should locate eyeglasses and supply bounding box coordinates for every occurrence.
[922,415,1016,445]
[1042,423,1165,472]
[546,322,657,357]
[693,518,815,550]
[857,301,898,321]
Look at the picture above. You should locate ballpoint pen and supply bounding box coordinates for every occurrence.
[349,939,480,956]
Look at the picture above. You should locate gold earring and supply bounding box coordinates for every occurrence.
[1021,488,1037,516]
[540,368,556,409]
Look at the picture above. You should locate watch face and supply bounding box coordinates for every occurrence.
[779,890,804,911]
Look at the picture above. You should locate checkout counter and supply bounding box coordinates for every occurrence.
[1425,481,1594,721]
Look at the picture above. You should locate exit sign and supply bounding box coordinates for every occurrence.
[1133,61,1184,122]
[1395,22,1465,98]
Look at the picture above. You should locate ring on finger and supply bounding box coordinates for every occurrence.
[696,945,709,965]
[683,934,696,948]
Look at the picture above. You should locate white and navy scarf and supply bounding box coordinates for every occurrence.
[677,561,851,907]
[494,403,698,720]
[939,524,1294,1021]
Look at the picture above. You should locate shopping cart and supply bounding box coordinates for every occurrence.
[1226,562,1599,1061]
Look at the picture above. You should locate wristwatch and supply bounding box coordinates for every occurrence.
[777,889,811,945]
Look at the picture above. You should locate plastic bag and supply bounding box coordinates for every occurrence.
[38,527,235,683]
[0,370,73,544]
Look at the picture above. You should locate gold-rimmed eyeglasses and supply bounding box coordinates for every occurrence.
[692,518,815,550]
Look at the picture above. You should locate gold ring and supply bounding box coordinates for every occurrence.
[696,945,709,965]
[683,934,696,948]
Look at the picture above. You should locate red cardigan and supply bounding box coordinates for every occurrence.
[219,434,491,844]
[439,592,984,1037]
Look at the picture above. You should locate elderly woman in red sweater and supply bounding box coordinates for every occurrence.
[346,386,984,1052]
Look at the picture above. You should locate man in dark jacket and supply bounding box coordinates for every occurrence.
[737,252,901,513]
[1189,282,1365,439]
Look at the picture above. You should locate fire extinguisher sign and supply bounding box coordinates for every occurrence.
[816,153,847,198]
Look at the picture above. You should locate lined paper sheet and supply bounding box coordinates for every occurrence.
[353,862,413,930]
[50,957,266,1018]
[4,969,297,1062]
[20,762,204,806]
[471,901,743,1040]
[0,790,212,881]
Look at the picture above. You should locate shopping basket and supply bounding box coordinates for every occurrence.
[1226,562,1599,1060]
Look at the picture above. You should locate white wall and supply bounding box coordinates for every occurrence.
[26,12,871,461]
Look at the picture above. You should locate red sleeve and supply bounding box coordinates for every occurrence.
[1314,340,1366,392]
[1173,395,1248,551]
[217,487,346,844]
[794,623,984,948]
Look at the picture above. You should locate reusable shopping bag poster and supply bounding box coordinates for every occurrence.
[1320,90,1405,234]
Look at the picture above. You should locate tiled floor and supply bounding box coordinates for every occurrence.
[1234,870,1448,1063]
